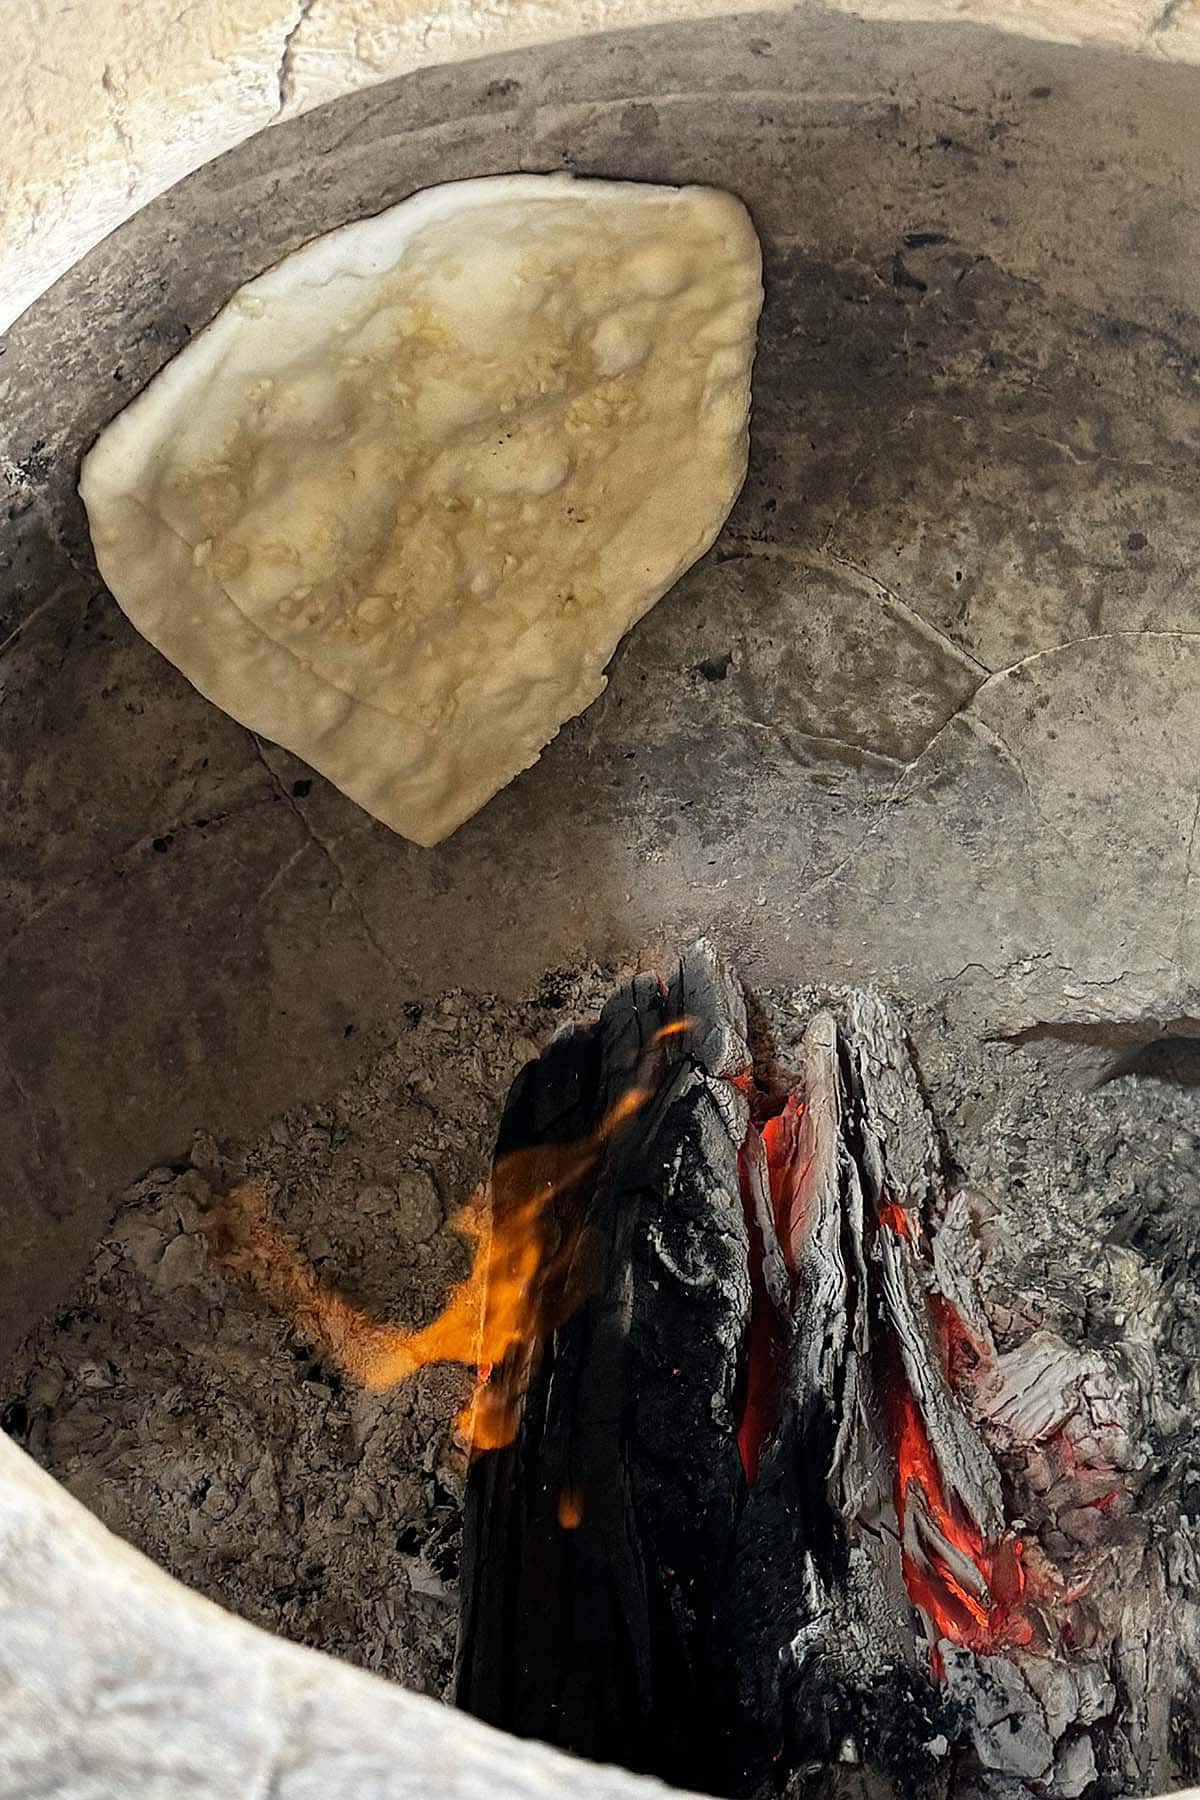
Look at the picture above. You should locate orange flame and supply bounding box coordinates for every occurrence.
[557,1488,585,1529]
[449,1087,655,1450]
[735,1129,778,1486]
[209,1020,695,1453]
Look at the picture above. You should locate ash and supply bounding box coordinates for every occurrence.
[0,962,615,1699]
[3,972,1199,1789]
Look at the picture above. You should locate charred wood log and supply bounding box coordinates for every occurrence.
[457,943,753,1791]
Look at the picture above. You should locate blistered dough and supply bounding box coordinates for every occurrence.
[81,174,762,845]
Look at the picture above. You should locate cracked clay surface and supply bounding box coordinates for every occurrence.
[1,9,1199,1351]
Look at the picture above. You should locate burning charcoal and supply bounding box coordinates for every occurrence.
[452,946,1168,1800]
[448,963,881,1789]
[197,943,1171,1799]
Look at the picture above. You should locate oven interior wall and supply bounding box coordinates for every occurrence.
[2,7,1199,1356]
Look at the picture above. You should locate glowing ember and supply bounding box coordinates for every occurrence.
[877,1197,917,1240]
[212,974,1044,1686]
[735,1128,781,1485]
[760,1094,809,1276]
[734,1092,812,1483]
[887,1335,1033,1659]
[930,1292,986,1385]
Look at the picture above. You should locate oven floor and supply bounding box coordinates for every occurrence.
[3,973,1196,1705]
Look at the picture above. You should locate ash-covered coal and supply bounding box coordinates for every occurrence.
[755,988,1200,1800]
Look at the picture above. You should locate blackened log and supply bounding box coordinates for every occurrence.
[456,942,754,1792]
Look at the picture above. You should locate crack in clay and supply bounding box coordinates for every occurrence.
[321,98,526,157]
[1000,633,1200,687]
[948,954,1056,987]
[744,717,905,771]
[968,716,1082,870]
[790,705,970,902]
[534,86,839,123]
[0,1037,55,1169]
[0,585,71,666]
[795,629,1200,914]
[1150,0,1186,33]
[989,627,1200,685]
[717,536,989,684]
[0,1041,39,1117]
[275,0,318,119]
[990,421,1191,477]
[0,789,277,966]
[100,66,139,198]
[103,794,268,875]
[949,954,1170,995]
[0,892,69,962]
[257,838,315,906]
[318,84,830,166]
[817,545,991,679]
[18,489,105,591]
[250,737,410,988]
[1177,791,1200,973]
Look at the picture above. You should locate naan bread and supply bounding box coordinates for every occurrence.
[80,174,762,846]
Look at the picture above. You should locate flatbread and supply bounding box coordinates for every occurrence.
[80,174,762,846]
